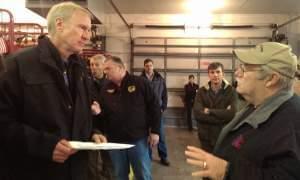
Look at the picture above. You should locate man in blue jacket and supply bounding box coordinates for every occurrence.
[185,42,300,180]
[141,58,170,166]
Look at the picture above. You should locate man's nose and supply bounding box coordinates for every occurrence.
[82,31,91,40]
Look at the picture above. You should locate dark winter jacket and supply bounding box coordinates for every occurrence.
[99,72,161,143]
[194,80,237,125]
[215,92,300,180]
[90,76,108,109]
[141,70,168,111]
[0,36,93,180]
[184,82,199,105]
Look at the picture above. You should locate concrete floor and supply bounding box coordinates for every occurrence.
[151,127,201,180]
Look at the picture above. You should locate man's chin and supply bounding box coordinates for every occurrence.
[212,80,221,84]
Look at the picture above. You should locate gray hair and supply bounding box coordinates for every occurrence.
[90,54,106,63]
[256,65,294,91]
[105,56,126,69]
[46,2,91,36]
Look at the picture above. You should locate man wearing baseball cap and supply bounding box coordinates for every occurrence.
[185,42,300,180]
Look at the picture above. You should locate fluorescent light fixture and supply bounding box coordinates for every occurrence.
[185,13,213,27]
[183,0,225,36]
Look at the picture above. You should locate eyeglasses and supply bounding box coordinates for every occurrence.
[235,64,263,77]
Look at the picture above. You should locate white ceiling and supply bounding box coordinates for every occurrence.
[111,0,300,14]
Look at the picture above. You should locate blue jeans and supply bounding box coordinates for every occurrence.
[149,117,168,160]
[109,137,152,180]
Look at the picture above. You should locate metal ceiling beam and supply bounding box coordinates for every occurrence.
[278,15,300,29]
[107,0,130,29]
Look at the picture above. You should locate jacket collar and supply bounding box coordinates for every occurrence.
[214,90,293,151]
[141,70,161,79]
[37,36,83,72]
[108,71,130,88]
[232,90,293,130]
[204,79,230,90]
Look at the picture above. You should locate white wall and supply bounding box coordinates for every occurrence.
[89,0,131,69]
[105,13,131,69]
[282,14,300,57]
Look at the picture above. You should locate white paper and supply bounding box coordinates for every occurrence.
[69,141,135,150]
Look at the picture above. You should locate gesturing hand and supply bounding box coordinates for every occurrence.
[185,146,228,180]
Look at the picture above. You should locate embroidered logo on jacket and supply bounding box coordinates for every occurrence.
[232,134,245,150]
[107,89,115,93]
[128,85,136,93]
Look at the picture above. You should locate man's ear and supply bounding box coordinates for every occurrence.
[265,73,280,88]
[55,18,64,32]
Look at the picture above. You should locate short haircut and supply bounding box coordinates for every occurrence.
[47,2,92,36]
[188,74,195,79]
[105,56,125,69]
[257,65,294,91]
[90,54,106,63]
[208,62,224,72]
[144,58,153,65]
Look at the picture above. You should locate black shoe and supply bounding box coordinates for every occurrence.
[160,159,170,166]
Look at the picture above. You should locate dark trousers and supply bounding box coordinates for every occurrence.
[186,102,193,131]
[197,122,223,153]
[88,150,114,180]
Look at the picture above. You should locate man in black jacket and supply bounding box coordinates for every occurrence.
[98,56,161,180]
[0,2,105,180]
[184,74,199,131]
[141,58,170,166]
[185,42,300,180]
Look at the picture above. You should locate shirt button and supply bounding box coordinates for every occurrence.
[68,105,72,109]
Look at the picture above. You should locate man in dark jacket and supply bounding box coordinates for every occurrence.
[0,2,105,180]
[185,42,300,180]
[98,56,161,180]
[194,62,237,152]
[184,74,199,131]
[90,54,108,96]
[141,58,170,166]
[88,54,113,180]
